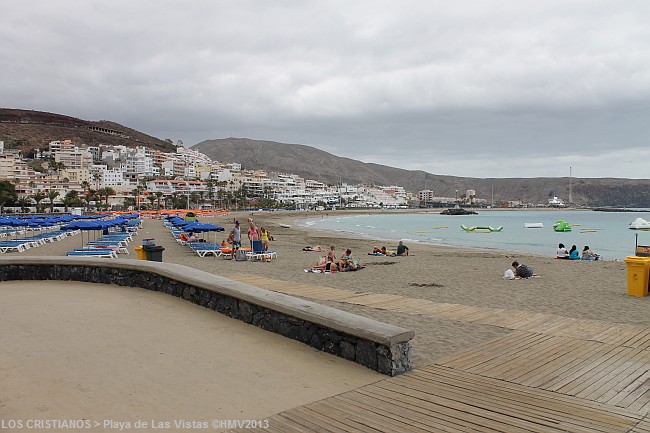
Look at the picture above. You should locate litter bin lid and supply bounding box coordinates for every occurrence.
[135,245,143,251]
[143,245,165,251]
[624,256,650,264]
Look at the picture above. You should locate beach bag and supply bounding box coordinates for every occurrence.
[503,269,515,280]
[235,249,248,261]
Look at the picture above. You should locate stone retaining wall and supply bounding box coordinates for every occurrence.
[0,257,413,376]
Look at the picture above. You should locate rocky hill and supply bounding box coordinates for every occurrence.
[194,138,650,207]
[2,109,648,207]
[0,108,175,153]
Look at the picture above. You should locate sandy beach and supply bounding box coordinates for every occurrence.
[17,209,646,368]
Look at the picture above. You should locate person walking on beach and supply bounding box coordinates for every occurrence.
[228,220,241,248]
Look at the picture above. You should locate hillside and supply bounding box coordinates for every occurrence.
[194,138,650,207]
[2,108,648,207]
[0,108,175,153]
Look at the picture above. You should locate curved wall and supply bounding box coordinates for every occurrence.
[0,257,413,376]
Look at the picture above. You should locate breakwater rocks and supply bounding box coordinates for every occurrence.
[441,207,478,215]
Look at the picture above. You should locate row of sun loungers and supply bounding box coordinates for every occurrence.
[0,229,79,254]
[65,231,135,258]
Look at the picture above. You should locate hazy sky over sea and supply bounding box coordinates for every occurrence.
[2,1,650,178]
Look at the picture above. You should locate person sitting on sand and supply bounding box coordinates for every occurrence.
[569,245,580,260]
[556,243,570,259]
[512,261,535,278]
[582,245,600,261]
[371,246,382,255]
[339,249,358,272]
[311,247,338,272]
[396,240,409,256]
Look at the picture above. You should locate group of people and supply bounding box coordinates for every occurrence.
[557,243,600,261]
[226,218,272,251]
[311,245,359,272]
[369,241,410,256]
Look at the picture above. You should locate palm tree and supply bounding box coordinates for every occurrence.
[63,190,82,212]
[84,188,97,211]
[46,189,60,213]
[97,187,116,210]
[155,192,164,210]
[31,191,46,213]
[16,197,31,213]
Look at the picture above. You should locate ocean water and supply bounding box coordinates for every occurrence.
[301,210,650,261]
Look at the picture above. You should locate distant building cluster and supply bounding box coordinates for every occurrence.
[0,139,410,211]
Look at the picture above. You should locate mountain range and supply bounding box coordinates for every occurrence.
[2,108,649,207]
[193,138,650,208]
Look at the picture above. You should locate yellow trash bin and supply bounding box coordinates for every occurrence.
[624,256,650,297]
[135,245,147,261]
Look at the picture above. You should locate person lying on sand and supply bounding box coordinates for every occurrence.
[302,245,324,252]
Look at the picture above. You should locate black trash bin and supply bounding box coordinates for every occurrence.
[143,245,165,262]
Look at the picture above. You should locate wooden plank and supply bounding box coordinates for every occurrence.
[351,387,499,433]
[610,370,650,408]
[542,341,627,391]
[377,373,630,432]
[354,386,527,433]
[574,347,642,399]
[416,366,641,428]
[596,351,650,404]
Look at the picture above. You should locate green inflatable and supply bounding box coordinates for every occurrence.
[461,224,504,232]
[553,220,572,232]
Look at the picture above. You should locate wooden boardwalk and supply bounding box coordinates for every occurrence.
[228,275,650,432]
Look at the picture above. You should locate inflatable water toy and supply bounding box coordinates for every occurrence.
[461,224,504,232]
[524,223,544,229]
[629,218,650,230]
[431,226,448,229]
[553,220,572,232]
[580,229,599,233]
[279,223,291,228]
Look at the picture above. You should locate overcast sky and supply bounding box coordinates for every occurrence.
[2,1,650,178]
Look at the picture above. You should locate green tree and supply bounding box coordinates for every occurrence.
[30,191,46,213]
[155,192,164,210]
[16,197,31,213]
[63,190,83,212]
[46,189,60,213]
[0,181,18,214]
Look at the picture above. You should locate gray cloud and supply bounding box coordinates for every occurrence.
[2,0,650,178]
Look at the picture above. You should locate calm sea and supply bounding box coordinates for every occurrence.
[301,210,650,261]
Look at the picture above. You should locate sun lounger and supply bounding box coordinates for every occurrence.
[66,249,118,258]
[0,241,30,253]
[246,240,277,261]
[189,242,223,257]
[219,247,251,260]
